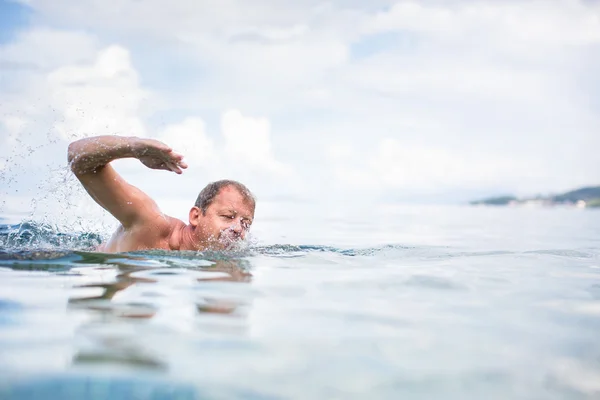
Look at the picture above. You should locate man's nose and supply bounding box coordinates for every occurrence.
[230,221,244,237]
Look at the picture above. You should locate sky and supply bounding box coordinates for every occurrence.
[0,0,599,229]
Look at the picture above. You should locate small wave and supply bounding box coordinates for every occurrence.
[249,243,418,257]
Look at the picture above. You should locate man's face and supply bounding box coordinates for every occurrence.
[197,186,255,249]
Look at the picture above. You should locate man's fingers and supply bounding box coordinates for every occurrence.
[166,162,183,174]
[165,162,178,173]
[147,152,185,173]
[165,153,187,169]
[169,151,184,161]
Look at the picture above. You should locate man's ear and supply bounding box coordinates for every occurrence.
[189,206,202,227]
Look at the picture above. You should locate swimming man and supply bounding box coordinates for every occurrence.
[68,135,255,253]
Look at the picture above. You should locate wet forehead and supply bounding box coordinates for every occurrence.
[212,186,254,217]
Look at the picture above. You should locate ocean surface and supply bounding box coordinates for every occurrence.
[0,204,599,400]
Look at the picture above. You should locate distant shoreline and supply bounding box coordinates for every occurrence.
[470,186,600,209]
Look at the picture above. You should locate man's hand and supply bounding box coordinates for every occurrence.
[132,138,188,175]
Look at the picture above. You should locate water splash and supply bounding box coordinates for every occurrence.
[0,220,104,251]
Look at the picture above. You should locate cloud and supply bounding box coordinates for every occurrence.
[153,110,291,177]
[0,28,98,70]
[330,138,546,196]
[145,108,296,210]
[221,109,290,176]
[48,45,149,141]
[156,117,216,165]
[364,1,600,48]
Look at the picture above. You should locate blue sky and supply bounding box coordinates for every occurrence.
[0,1,30,44]
[1,0,599,227]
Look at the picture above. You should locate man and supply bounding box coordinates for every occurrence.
[68,135,256,253]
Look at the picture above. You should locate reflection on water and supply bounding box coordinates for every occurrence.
[63,252,254,373]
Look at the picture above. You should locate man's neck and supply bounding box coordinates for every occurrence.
[174,224,206,251]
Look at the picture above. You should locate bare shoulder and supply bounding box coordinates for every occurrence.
[135,213,184,242]
[161,215,187,236]
[99,213,185,252]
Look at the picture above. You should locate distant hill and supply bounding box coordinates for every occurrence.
[588,199,600,208]
[551,187,600,202]
[469,196,516,206]
[470,186,600,208]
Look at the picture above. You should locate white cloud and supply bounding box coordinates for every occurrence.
[141,109,297,208]
[0,28,98,70]
[156,117,216,165]
[328,133,598,199]
[48,45,149,141]
[365,1,600,47]
[341,138,542,191]
[221,109,290,176]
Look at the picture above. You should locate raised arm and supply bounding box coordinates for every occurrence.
[67,135,187,229]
